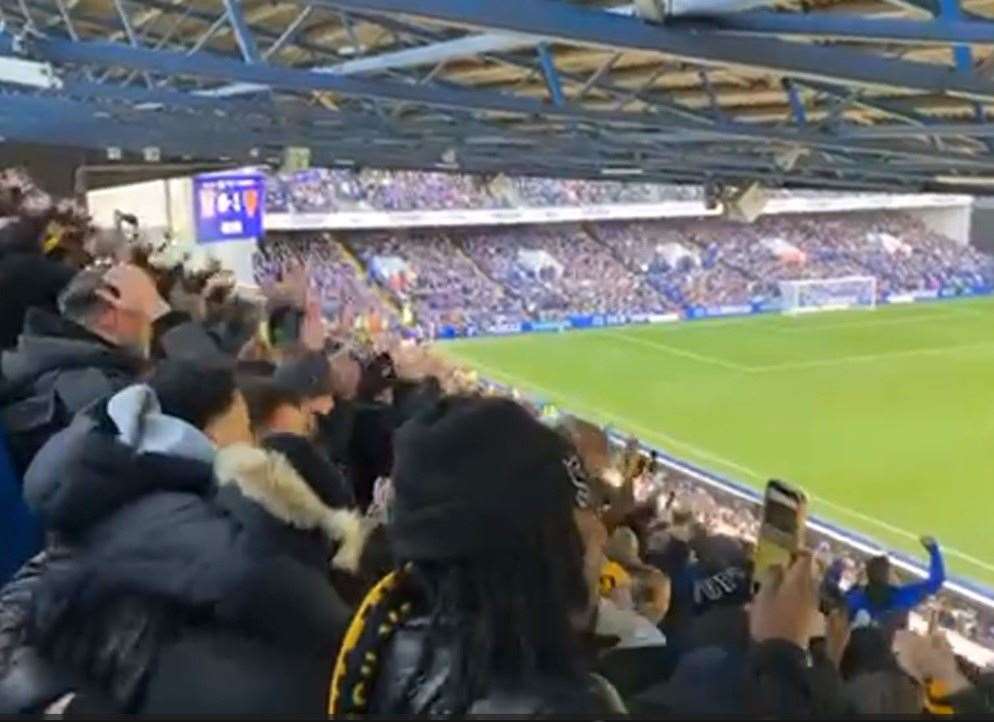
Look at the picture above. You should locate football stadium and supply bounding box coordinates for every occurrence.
[5,0,994,715]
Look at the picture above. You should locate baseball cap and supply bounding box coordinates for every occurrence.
[60,263,169,321]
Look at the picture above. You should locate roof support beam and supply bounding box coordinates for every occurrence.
[289,8,713,124]
[202,32,540,97]
[331,32,537,75]
[15,0,36,31]
[670,10,994,44]
[222,0,262,63]
[187,12,230,55]
[11,30,994,171]
[783,79,808,126]
[321,0,994,101]
[0,116,906,192]
[206,4,636,97]
[536,41,565,106]
[53,0,80,40]
[110,0,152,87]
[264,5,314,60]
[575,52,621,101]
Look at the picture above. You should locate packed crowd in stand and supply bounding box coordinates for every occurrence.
[458,224,669,318]
[347,230,522,330]
[255,212,994,335]
[265,167,700,214]
[589,220,758,308]
[253,232,391,324]
[3,167,994,716]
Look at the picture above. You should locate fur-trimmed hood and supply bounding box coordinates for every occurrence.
[214,444,369,573]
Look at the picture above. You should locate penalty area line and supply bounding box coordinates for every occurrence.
[602,330,750,372]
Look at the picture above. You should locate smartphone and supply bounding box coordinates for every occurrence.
[753,479,807,580]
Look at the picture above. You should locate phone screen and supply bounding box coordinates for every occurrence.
[753,480,807,580]
[764,498,800,535]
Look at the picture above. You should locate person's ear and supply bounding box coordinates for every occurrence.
[89,304,119,340]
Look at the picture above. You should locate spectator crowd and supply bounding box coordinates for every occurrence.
[255,212,994,335]
[2,167,993,716]
[265,168,701,214]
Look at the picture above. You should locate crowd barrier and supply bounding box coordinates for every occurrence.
[434,283,994,340]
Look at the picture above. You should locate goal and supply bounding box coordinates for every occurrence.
[779,276,877,315]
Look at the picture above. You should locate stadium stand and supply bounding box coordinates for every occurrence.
[255,212,994,336]
[2,167,994,717]
[265,168,701,214]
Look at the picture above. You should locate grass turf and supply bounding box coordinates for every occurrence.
[441,297,994,589]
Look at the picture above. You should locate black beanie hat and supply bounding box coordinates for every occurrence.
[274,351,333,400]
[261,433,355,510]
[389,396,592,561]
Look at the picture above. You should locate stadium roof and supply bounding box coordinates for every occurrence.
[2,0,994,194]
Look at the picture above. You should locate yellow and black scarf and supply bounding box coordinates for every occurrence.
[328,567,416,716]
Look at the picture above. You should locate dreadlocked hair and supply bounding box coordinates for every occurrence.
[330,509,589,716]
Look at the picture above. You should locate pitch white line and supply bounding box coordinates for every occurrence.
[451,355,994,575]
[748,340,994,373]
[602,330,749,372]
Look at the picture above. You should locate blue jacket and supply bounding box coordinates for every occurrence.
[843,544,945,622]
[0,429,42,586]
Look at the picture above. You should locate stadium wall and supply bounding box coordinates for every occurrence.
[87,179,170,234]
[86,176,196,248]
[204,238,258,288]
[972,199,994,253]
[909,205,973,245]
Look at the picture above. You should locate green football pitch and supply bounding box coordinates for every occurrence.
[442,297,994,589]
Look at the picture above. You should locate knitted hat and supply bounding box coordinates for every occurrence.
[389,396,592,561]
[260,433,355,510]
[273,351,333,400]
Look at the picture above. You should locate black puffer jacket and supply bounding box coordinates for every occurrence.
[5,386,353,714]
[0,308,143,476]
[139,443,365,715]
[0,253,75,354]
[0,551,94,714]
[365,613,624,716]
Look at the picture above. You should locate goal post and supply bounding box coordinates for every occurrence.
[779,276,877,315]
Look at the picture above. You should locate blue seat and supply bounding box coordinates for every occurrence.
[0,425,42,585]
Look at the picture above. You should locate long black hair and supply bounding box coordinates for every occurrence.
[331,506,590,715]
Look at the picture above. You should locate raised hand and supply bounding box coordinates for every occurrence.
[750,551,819,648]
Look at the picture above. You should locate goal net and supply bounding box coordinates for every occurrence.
[779,276,877,315]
